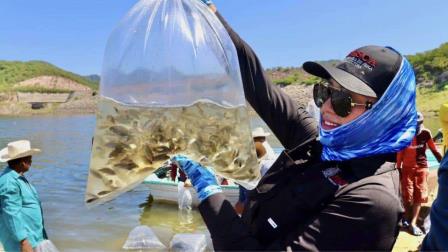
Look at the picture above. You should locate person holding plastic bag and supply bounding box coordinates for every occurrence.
[170,1,418,250]
[0,141,58,252]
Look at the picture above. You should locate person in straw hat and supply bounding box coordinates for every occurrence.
[0,140,48,252]
[235,135,279,215]
[251,127,278,162]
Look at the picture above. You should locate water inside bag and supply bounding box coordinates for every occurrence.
[86,98,258,205]
[86,0,259,206]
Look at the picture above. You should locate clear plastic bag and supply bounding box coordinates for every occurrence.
[169,233,207,252]
[177,182,193,210]
[86,0,259,206]
[33,240,60,252]
[122,225,167,250]
[177,182,194,228]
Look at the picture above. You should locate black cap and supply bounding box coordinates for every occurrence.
[303,45,403,98]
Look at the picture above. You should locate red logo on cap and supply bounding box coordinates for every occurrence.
[347,50,377,68]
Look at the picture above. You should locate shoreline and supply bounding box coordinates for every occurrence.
[0,84,314,117]
[0,84,441,118]
[0,96,97,117]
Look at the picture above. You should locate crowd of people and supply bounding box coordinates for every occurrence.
[1,0,448,251]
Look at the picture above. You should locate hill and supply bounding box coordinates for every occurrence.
[0,43,446,116]
[84,74,101,83]
[0,60,99,92]
[267,44,448,90]
[265,44,448,115]
[266,66,318,86]
[407,42,448,90]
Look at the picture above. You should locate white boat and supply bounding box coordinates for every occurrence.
[143,174,240,207]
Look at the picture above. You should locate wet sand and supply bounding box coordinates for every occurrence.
[393,169,438,252]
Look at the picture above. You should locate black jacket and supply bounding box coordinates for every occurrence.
[198,12,403,251]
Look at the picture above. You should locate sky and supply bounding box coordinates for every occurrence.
[1,0,447,75]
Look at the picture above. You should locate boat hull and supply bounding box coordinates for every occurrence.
[143,175,240,207]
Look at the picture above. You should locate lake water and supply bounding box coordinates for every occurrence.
[0,115,204,252]
[0,113,442,251]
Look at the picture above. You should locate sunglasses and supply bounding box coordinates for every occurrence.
[313,83,373,117]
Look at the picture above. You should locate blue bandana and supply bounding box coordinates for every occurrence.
[319,55,417,161]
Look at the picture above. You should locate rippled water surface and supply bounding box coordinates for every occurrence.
[0,115,212,252]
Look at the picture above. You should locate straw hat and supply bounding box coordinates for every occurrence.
[0,140,41,162]
[252,127,271,138]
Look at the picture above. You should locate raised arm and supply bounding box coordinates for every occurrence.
[214,12,317,149]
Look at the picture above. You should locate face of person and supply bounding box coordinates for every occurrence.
[21,156,32,173]
[320,79,377,130]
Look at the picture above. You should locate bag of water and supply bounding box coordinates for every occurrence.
[177,182,193,210]
[170,233,207,252]
[33,240,60,252]
[122,225,166,250]
[85,0,259,206]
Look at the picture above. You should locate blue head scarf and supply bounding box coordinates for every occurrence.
[319,54,417,161]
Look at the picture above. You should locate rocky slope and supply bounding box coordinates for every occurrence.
[15,76,92,92]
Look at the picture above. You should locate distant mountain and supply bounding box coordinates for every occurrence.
[0,60,99,92]
[84,74,101,83]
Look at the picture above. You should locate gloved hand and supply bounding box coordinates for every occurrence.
[171,155,222,202]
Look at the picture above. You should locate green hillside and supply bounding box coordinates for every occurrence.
[265,44,448,114]
[409,43,448,114]
[0,60,99,92]
[408,42,448,90]
[266,43,448,91]
[266,60,340,86]
[266,66,320,86]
